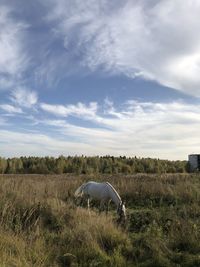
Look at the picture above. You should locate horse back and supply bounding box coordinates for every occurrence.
[86,181,110,200]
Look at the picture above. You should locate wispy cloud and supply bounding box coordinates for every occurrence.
[10,88,38,108]
[0,5,28,90]
[2,0,200,97]
[40,102,98,118]
[0,104,23,114]
[45,0,200,96]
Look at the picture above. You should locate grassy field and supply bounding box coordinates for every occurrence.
[0,173,199,267]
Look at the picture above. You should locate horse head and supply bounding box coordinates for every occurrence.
[117,201,126,223]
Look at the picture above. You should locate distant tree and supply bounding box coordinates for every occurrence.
[0,157,7,174]
[55,156,66,174]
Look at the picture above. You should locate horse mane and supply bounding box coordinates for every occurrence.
[105,182,122,203]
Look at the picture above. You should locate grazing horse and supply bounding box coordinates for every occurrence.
[74,181,126,223]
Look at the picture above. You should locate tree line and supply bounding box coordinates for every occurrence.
[0,156,189,174]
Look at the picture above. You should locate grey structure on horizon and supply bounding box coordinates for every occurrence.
[188,154,200,172]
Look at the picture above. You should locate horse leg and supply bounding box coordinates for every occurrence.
[106,200,111,215]
[87,198,91,215]
[79,197,84,206]
[99,199,105,213]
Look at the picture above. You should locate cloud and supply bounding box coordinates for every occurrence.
[0,104,23,114]
[0,5,28,90]
[40,101,98,118]
[10,88,38,108]
[45,0,200,96]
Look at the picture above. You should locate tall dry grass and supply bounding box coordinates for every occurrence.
[0,173,199,266]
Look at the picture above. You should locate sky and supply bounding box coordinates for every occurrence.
[0,0,200,160]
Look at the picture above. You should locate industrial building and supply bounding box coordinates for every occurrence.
[188,154,200,172]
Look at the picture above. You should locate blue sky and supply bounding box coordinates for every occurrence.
[0,0,200,160]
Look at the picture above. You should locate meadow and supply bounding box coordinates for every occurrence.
[0,173,199,267]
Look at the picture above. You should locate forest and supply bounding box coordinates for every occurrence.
[0,156,189,174]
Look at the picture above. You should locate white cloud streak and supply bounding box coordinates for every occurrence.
[40,102,98,118]
[45,0,200,96]
[0,5,28,90]
[0,104,23,114]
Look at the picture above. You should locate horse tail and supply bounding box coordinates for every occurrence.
[74,183,87,197]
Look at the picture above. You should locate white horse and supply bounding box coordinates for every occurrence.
[74,181,126,222]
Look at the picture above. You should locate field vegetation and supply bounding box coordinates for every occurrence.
[0,173,199,266]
